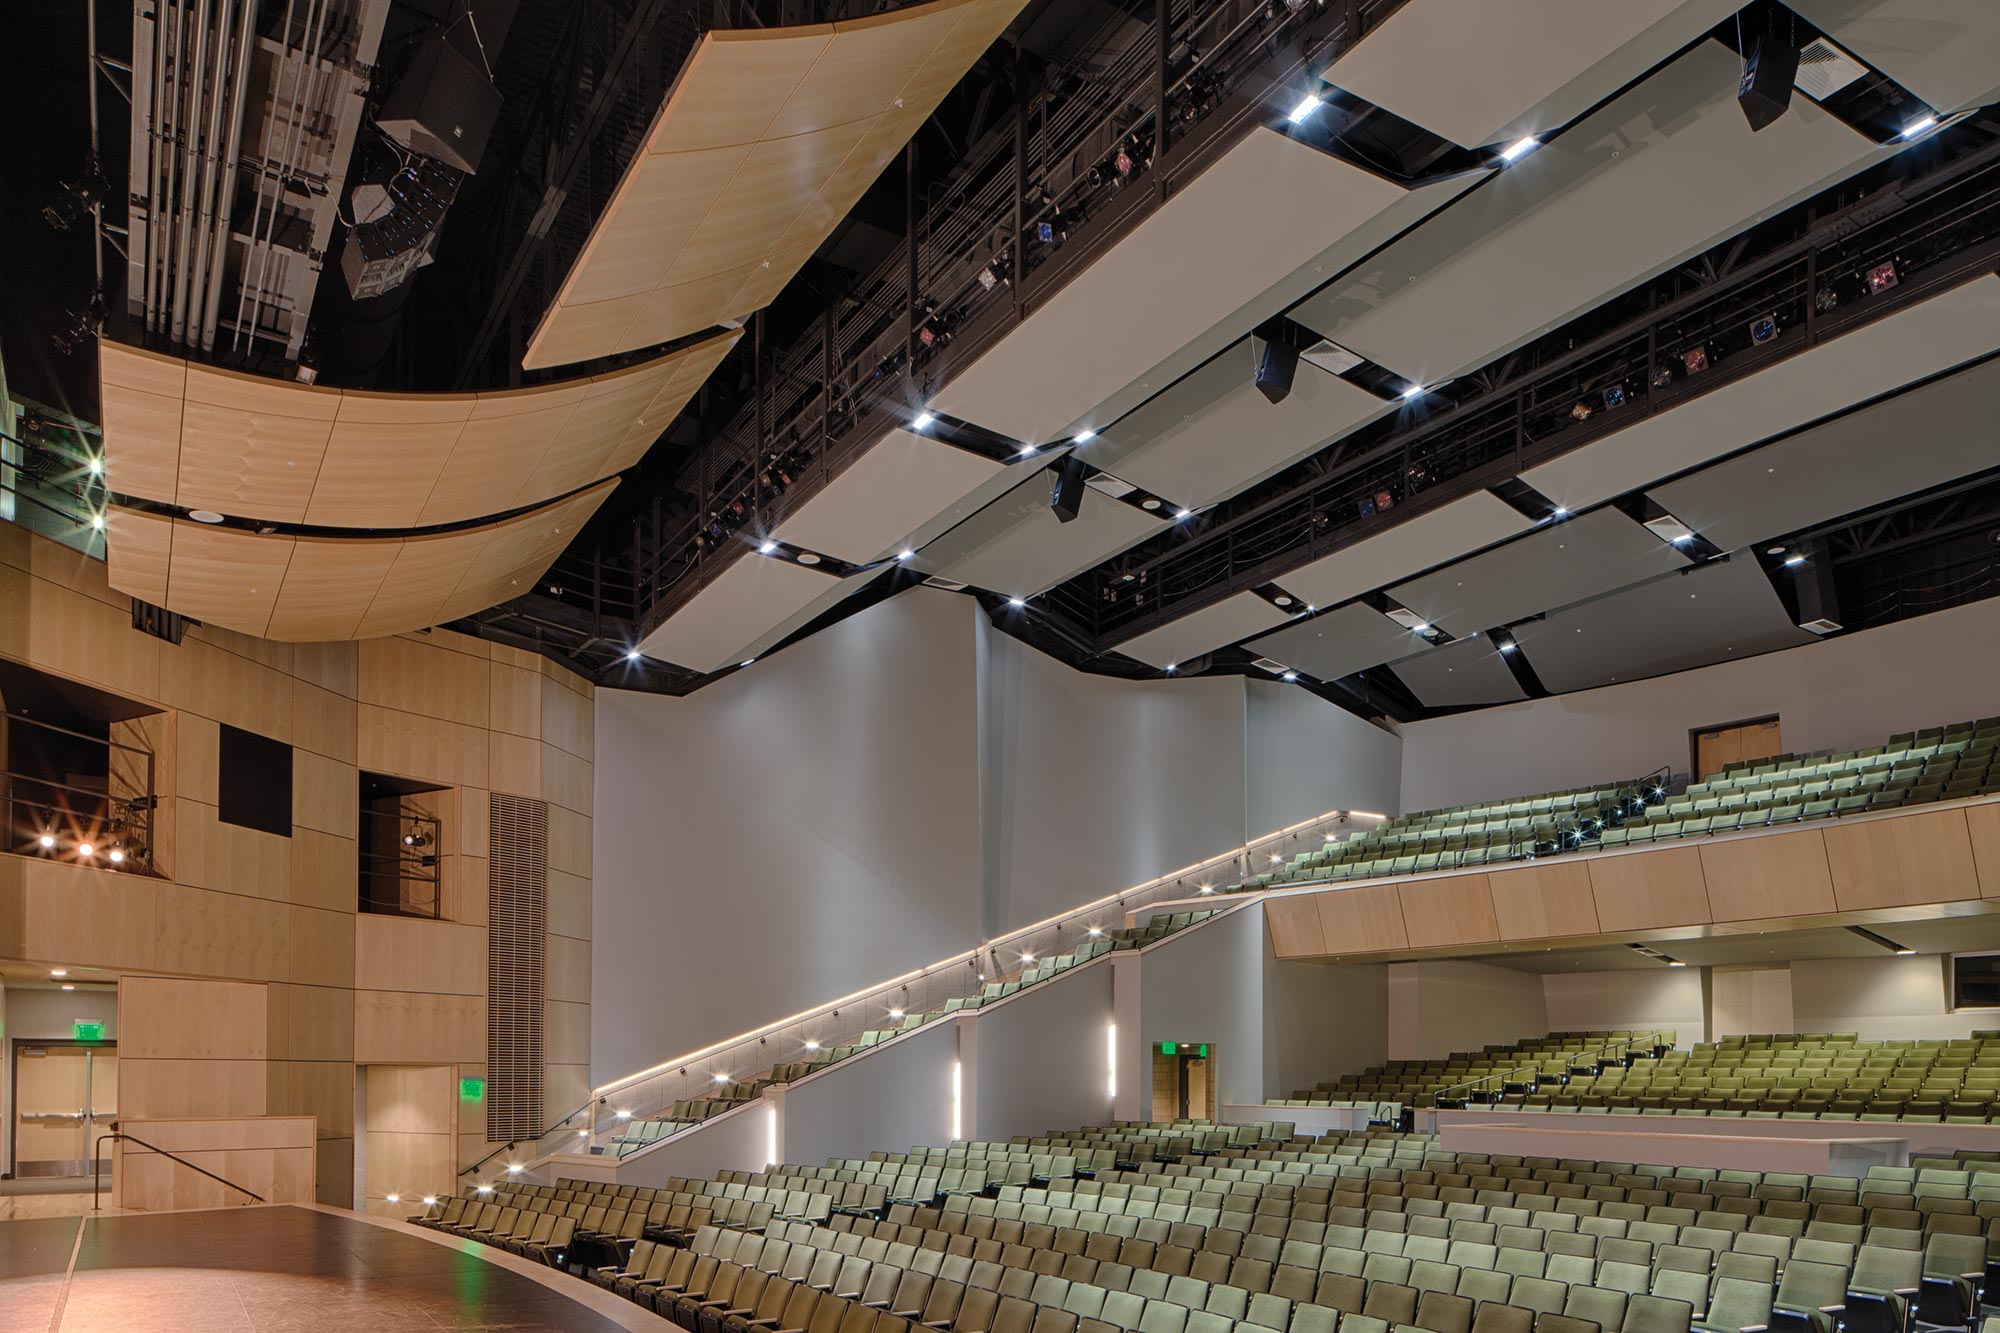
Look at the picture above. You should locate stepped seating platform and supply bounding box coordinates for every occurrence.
[411,1122,2000,1333]
[606,913,1222,1156]
[1314,1033,2000,1123]
[1230,716,2000,891]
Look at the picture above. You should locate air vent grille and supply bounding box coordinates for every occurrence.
[488,792,549,1141]
[1794,38,1868,101]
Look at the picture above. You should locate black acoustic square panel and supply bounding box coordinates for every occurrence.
[218,724,293,838]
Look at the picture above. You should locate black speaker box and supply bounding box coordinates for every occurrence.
[1738,33,1800,132]
[379,30,502,174]
[1049,455,1089,524]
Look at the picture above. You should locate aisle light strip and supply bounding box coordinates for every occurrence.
[952,1061,964,1141]
[1107,1024,1118,1103]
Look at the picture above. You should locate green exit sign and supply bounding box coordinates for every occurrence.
[73,1021,105,1042]
[1159,1042,1209,1058]
[460,1077,485,1100]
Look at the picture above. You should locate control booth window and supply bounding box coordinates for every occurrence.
[1952,953,2000,1010]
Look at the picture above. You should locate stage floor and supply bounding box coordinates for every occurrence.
[0,1204,663,1331]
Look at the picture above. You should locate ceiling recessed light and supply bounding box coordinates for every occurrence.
[1281,672,1298,682]
[625,649,642,662]
[1401,383,1426,400]
[1900,115,1938,140]
[912,412,935,430]
[1140,498,1162,510]
[50,969,66,977]
[1499,136,1540,162]
[1287,93,1322,124]
[759,540,777,555]
[796,552,821,566]
[1007,597,1026,609]
[1018,444,1039,457]
[1175,509,1193,520]
[189,509,225,524]
[1273,595,1293,607]
[897,550,916,561]
[1074,430,1095,443]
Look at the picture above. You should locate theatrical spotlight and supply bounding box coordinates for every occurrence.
[1867,259,1900,294]
[1682,345,1710,375]
[1748,313,1778,344]
[1650,362,1675,391]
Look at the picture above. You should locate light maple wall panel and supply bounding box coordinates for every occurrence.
[1398,874,1501,949]
[97,335,733,528]
[1486,861,1601,940]
[1824,809,1982,911]
[2,525,590,1193]
[1590,846,1711,933]
[523,0,1026,368]
[105,483,613,643]
[1699,830,1837,922]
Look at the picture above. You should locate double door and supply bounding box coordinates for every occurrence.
[12,1042,118,1179]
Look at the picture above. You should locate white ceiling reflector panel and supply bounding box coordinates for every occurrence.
[1110,591,1295,669]
[1513,556,1816,694]
[1387,633,1528,709]
[1647,351,2000,552]
[1792,0,2000,114]
[637,552,849,673]
[732,567,886,669]
[1520,275,2000,513]
[1323,0,1741,149]
[1292,42,1893,387]
[929,128,1483,446]
[772,428,1008,564]
[1387,507,1690,637]
[1245,602,1434,681]
[1278,491,1536,611]
[925,470,1169,599]
[1083,341,1394,511]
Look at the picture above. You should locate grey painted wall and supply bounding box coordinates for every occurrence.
[1399,595,2000,812]
[974,961,1115,1141]
[593,590,1402,1086]
[783,1019,959,1165]
[1138,905,1268,1108]
[592,591,986,1076]
[1263,953,1389,1100]
[1388,960,1550,1060]
[1541,969,1705,1047]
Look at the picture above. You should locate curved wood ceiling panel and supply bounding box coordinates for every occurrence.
[522,0,1027,370]
[98,332,736,527]
[103,481,614,642]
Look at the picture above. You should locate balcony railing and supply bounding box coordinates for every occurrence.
[3,711,155,874]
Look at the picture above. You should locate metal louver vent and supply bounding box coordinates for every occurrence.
[1794,38,1868,102]
[487,792,549,1141]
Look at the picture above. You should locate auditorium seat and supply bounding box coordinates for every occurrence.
[1227,716,2000,892]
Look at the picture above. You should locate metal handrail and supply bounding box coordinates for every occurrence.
[1431,1031,1670,1107]
[92,1126,266,1209]
[457,1098,599,1177]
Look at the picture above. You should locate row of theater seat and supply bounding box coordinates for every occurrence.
[607,915,1221,1157]
[1230,715,2000,890]
[1307,1032,2000,1121]
[411,1123,1997,1333]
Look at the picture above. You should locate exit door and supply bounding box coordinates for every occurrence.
[1151,1043,1216,1121]
[11,1041,119,1179]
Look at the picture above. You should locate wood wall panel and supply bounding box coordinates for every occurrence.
[1398,874,1500,949]
[120,1059,270,1119]
[1824,808,1982,909]
[1588,846,1711,933]
[1313,884,1410,956]
[1967,803,2000,899]
[354,916,487,996]
[355,991,485,1064]
[120,977,268,1060]
[1487,861,1601,940]
[113,1116,316,1210]
[1700,829,1837,922]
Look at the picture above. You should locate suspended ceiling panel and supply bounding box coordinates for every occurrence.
[1322,0,1740,149]
[1387,633,1528,709]
[929,128,1484,445]
[1082,343,1394,511]
[1278,491,1536,611]
[637,551,852,673]
[771,429,1010,564]
[1387,507,1689,638]
[1792,0,2000,113]
[523,0,1027,370]
[98,333,736,528]
[103,482,613,642]
[1245,601,1434,681]
[925,470,1169,600]
[1513,556,1816,694]
[1519,275,2000,512]
[1291,42,1892,386]
[735,566,887,668]
[1110,591,1295,669]
[1648,352,2000,551]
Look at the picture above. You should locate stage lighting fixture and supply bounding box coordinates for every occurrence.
[1749,313,1778,344]
[39,831,55,849]
[1570,401,1594,422]
[1650,362,1674,391]
[1867,260,1899,294]
[1682,346,1710,374]
[1037,221,1056,243]
[1814,285,1840,314]
[108,847,124,864]
[1050,454,1090,523]
[1602,385,1626,409]
[1114,149,1133,178]
[978,266,998,291]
